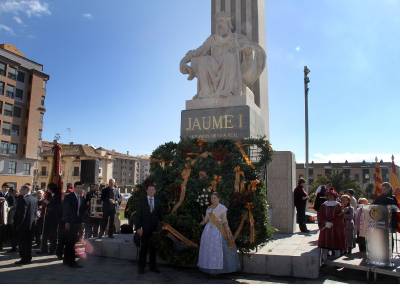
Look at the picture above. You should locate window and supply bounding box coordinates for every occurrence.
[4,103,12,116]
[0,101,2,114]
[8,161,17,174]
[0,62,5,76]
[40,182,46,189]
[9,143,17,154]
[17,71,25,82]
[15,88,23,100]
[41,96,45,106]
[344,169,351,179]
[6,85,14,98]
[11,125,19,136]
[0,81,4,95]
[362,169,370,183]
[382,168,389,182]
[23,163,31,175]
[8,67,17,80]
[324,168,332,176]
[40,113,44,123]
[13,106,21,118]
[73,167,80,177]
[2,122,11,135]
[38,129,42,140]
[0,141,8,154]
[41,166,47,176]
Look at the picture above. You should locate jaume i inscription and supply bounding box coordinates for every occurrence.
[181,106,251,140]
[185,114,243,131]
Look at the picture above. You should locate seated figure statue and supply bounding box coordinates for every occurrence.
[180,12,266,100]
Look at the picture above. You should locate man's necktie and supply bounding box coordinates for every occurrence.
[149,197,154,213]
[76,193,80,216]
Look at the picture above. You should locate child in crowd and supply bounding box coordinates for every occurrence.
[341,195,355,255]
[355,198,369,256]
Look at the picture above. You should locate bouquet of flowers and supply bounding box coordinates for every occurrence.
[196,188,210,207]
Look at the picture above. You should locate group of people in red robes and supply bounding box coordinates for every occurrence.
[314,181,399,264]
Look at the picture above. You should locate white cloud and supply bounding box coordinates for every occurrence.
[0,23,15,35]
[0,0,51,17]
[82,13,93,20]
[13,15,23,24]
[312,152,400,163]
[295,46,301,52]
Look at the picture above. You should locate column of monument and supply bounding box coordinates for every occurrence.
[212,0,269,138]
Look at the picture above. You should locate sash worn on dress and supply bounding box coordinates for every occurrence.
[209,212,234,248]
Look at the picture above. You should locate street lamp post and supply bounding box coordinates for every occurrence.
[304,66,310,191]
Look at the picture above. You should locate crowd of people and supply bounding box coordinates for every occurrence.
[2,175,398,274]
[1,179,242,275]
[294,178,399,264]
[0,179,121,268]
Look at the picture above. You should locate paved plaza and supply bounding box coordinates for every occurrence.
[0,244,398,284]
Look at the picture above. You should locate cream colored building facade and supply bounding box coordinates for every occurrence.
[0,44,49,189]
[296,160,400,191]
[36,142,113,190]
[37,142,148,191]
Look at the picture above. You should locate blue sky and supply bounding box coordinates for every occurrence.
[0,0,399,163]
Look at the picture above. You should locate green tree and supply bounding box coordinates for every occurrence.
[308,170,363,203]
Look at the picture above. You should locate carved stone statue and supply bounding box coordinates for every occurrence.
[180,12,266,100]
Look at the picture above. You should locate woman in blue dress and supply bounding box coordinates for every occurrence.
[198,192,240,274]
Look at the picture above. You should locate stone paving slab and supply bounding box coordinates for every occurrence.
[0,245,399,283]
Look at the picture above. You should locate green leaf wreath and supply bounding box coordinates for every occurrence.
[128,137,275,266]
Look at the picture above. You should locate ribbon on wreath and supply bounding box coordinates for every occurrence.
[172,161,192,213]
[235,142,255,169]
[234,166,245,193]
[233,202,256,244]
[162,223,198,248]
[209,175,222,192]
[245,202,256,244]
[248,179,260,193]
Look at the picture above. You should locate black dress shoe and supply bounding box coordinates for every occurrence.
[15,260,31,265]
[69,263,83,268]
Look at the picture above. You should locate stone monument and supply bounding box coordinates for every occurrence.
[180,0,295,233]
[180,0,269,140]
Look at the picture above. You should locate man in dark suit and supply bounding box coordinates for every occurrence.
[100,179,121,238]
[134,182,162,274]
[62,181,85,268]
[14,184,37,265]
[39,183,61,254]
[294,178,310,233]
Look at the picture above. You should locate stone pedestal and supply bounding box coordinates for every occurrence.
[267,151,296,234]
[181,96,265,141]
